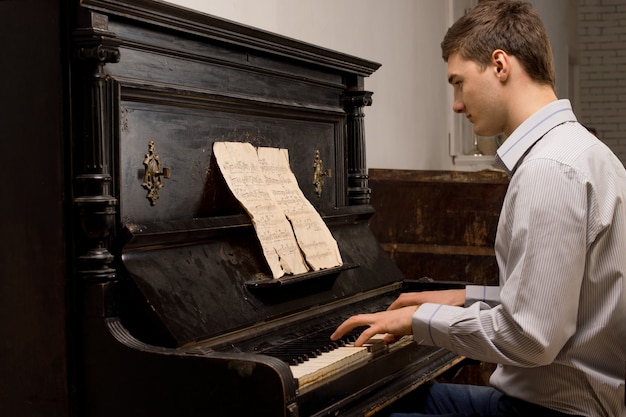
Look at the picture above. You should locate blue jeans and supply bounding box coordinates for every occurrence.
[387,383,582,417]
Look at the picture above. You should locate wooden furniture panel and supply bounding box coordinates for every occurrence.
[368,169,509,286]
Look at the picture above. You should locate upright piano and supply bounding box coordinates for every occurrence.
[68,1,461,415]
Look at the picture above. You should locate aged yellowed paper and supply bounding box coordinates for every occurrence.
[257,146,342,271]
[213,141,342,278]
[213,141,309,278]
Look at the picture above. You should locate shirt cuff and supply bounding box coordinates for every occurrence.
[412,303,463,349]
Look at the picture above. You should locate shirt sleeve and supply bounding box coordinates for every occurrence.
[412,159,590,367]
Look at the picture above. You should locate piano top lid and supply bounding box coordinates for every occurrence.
[80,0,381,78]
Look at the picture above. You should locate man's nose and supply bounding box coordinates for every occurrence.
[453,99,465,114]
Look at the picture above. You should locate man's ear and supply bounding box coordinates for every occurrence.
[492,49,510,82]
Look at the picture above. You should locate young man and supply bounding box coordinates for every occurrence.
[331,1,626,416]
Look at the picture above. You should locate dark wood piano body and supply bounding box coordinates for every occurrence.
[67,1,460,415]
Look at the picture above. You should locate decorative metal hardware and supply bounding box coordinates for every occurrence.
[142,140,171,205]
[312,149,331,198]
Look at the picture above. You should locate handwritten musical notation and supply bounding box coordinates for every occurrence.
[213,141,342,278]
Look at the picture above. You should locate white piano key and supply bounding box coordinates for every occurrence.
[289,334,393,388]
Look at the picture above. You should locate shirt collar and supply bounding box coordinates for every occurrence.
[495,99,577,176]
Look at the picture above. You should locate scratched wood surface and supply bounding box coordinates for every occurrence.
[368,169,509,286]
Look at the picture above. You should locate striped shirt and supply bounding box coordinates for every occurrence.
[413,100,626,416]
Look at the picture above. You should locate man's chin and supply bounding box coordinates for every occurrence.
[473,128,501,137]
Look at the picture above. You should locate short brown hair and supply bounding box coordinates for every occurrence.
[441,0,556,90]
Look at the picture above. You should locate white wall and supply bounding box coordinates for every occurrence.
[532,1,577,102]
[162,0,574,172]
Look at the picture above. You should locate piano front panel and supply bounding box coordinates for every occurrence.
[106,12,353,223]
[119,218,404,347]
[106,16,346,109]
[117,98,343,223]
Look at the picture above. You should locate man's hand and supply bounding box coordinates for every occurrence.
[387,289,465,310]
[331,289,465,347]
[330,306,418,347]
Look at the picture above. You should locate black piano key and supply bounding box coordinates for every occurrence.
[262,326,368,366]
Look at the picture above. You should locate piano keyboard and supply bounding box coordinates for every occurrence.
[257,327,412,389]
[289,334,387,387]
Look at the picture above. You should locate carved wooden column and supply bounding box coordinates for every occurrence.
[343,88,373,205]
[72,11,120,315]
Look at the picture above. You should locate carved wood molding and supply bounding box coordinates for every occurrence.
[80,0,380,76]
[343,90,374,205]
[72,10,120,289]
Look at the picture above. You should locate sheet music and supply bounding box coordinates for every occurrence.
[257,146,342,271]
[213,141,342,278]
[213,141,309,278]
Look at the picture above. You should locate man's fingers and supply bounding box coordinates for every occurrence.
[331,314,385,347]
[331,307,416,347]
[387,292,419,310]
[353,326,380,347]
[387,298,406,310]
[330,314,368,341]
[383,333,401,344]
[388,289,466,310]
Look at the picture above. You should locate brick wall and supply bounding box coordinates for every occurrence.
[578,0,626,164]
